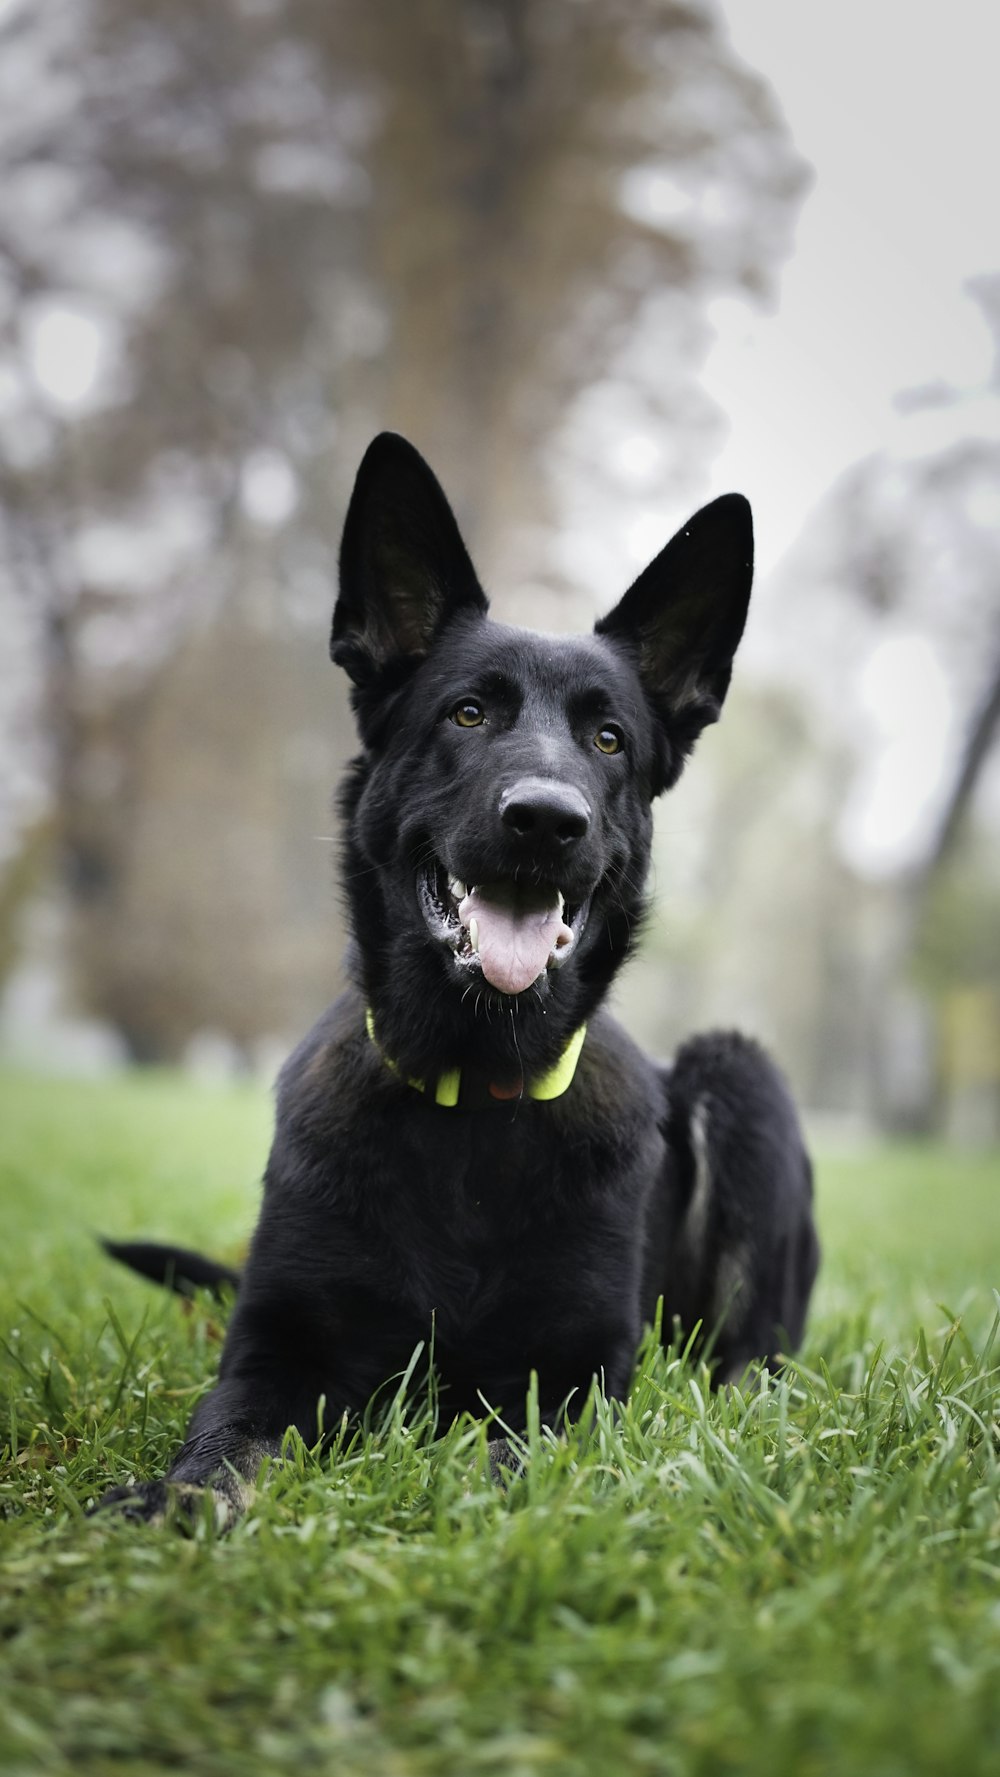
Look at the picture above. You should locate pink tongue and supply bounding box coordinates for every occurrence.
[458,885,572,995]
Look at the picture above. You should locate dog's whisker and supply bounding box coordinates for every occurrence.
[338,858,389,882]
[508,1008,525,1115]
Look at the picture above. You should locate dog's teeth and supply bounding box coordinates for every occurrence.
[449,877,466,901]
[469,917,479,954]
[557,891,564,915]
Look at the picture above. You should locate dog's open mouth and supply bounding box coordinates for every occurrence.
[417,864,589,996]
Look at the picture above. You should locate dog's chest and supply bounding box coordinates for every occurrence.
[361,1100,654,1339]
[382,1117,550,1305]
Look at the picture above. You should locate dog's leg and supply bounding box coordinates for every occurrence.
[659,1031,818,1380]
[482,1328,638,1487]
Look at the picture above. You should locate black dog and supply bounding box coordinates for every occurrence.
[97,433,818,1524]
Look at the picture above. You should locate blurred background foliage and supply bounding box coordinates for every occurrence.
[0,0,998,1142]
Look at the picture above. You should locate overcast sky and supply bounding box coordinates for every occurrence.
[695,1,1000,876]
[707,0,1000,573]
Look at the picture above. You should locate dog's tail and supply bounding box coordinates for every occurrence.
[100,1237,242,1302]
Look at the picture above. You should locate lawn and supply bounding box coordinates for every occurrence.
[1,1068,999,1777]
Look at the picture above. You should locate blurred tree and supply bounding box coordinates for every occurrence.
[0,0,805,1059]
[749,281,1000,1128]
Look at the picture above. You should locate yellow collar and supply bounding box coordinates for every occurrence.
[365,1008,586,1108]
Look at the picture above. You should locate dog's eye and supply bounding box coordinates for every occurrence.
[452,700,485,728]
[594,726,623,755]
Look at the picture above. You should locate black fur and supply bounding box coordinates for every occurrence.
[95,433,818,1525]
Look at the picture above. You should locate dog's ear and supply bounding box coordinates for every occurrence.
[595,493,753,789]
[332,433,488,686]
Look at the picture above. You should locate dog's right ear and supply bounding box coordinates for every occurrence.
[331,433,488,687]
[596,492,753,792]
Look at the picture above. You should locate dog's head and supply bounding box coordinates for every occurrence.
[331,433,752,1072]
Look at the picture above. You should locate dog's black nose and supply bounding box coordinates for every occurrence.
[499,778,591,850]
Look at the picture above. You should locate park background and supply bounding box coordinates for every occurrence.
[2,7,1000,1775]
[1,0,999,1142]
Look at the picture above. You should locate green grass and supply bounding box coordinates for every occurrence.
[1,1069,999,1777]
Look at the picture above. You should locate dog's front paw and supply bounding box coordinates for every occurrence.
[487,1436,524,1488]
[88,1480,235,1532]
[88,1479,174,1526]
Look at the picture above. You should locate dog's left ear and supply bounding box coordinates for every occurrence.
[332,433,488,687]
[595,493,753,790]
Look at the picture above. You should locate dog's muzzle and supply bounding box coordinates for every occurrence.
[417,862,591,996]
